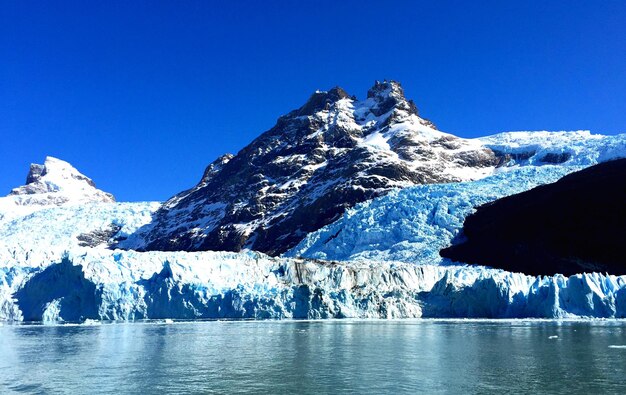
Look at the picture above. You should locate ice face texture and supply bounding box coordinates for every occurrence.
[3,250,626,321]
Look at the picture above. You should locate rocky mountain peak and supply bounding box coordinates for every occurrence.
[366,80,419,118]
[18,156,98,193]
[296,86,352,116]
[200,154,234,185]
[367,80,405,100]
[125,81,498,255]
[25,163,45,184]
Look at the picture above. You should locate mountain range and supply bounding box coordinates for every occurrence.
[1,80,626,321]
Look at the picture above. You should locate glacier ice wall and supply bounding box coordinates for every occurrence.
[480,131,626,166]
[2,250,626,322]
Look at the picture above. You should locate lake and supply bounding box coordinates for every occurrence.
[1,320,626,394]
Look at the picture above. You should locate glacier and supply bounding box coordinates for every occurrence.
[480,130,626,166]
[2,193,626,321]
[285,166,576,263]
[1,131,626,322]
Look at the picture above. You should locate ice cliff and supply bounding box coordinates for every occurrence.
[2,250,626,321]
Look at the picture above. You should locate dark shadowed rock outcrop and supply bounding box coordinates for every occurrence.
[441,158,626,276]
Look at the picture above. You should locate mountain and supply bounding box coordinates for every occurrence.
[0,156,142,250]
[2,84,626,322]
[0,156,115,221]
[126,81,498,255]
[440,158,626,276]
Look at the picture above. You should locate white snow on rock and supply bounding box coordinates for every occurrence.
[0,156,116,221]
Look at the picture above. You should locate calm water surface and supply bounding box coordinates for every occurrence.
[1,320,626,394]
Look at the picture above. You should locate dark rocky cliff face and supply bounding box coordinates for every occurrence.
[129,81,498,255]
[441,158,626,276]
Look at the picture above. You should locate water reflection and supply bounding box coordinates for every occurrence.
[1,320,626,394]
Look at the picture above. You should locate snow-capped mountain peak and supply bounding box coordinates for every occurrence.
[1,156,115,220]
[296,86,353,117]
[12,156,97,195]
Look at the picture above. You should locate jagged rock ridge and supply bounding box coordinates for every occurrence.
[127,80,498,255]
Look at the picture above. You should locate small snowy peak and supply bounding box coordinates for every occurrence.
[353,81,431,132]
[10,156,114,200]
[367,80,405,100]
[0,157,115,220]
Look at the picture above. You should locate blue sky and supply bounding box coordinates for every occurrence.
[1,1,625,201]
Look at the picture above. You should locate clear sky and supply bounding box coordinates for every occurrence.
[1,1,625,201]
